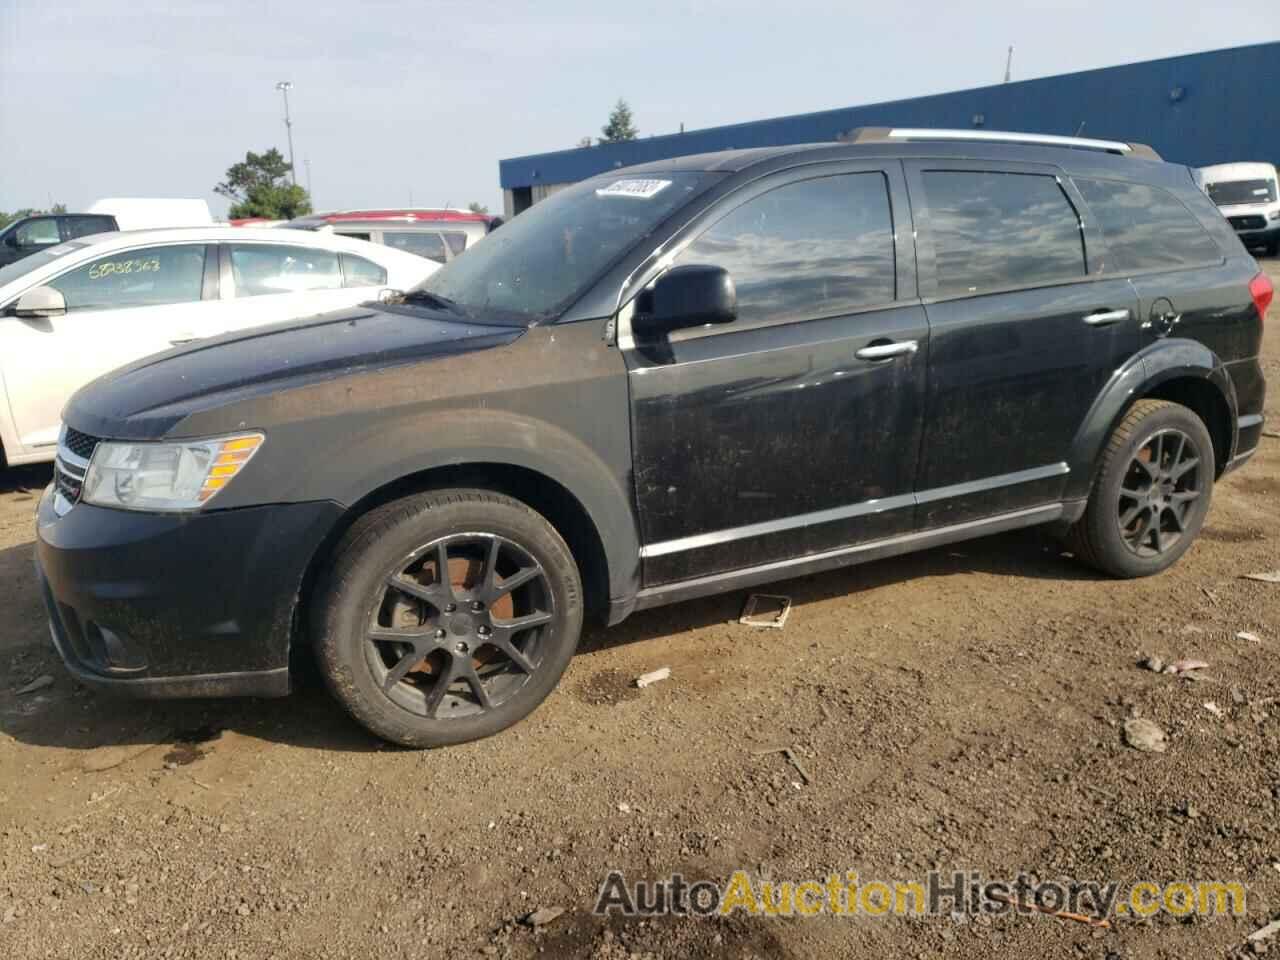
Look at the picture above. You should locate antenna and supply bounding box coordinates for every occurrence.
[1004,45,1014,83]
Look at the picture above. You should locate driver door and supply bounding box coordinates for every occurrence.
[621,163,928,586]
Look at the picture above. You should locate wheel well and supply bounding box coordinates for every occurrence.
[1139,376,1232,477]
[295,463,612,654]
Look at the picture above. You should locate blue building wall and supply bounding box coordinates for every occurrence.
[499,42,1279,191]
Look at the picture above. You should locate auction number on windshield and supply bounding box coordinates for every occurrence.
[89,258,161,279]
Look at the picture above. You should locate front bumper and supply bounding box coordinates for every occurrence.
[35,486,342,698]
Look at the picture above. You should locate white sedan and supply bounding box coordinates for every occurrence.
[0,227,437,466]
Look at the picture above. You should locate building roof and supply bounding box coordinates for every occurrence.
[499,42,1280,189]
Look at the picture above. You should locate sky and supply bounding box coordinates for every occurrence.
[0,0,1276,217]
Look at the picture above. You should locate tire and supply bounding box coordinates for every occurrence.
[312,489,583,747]
[1069,399,1214,578]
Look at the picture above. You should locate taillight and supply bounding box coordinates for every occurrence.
[1249,271,1273,326]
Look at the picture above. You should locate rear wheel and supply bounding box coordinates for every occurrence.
[313,489,583,747]
[1069,399,1214,578]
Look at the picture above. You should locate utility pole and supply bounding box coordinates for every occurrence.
[275,81,297,185]
[1003,45,1014,83]
[304,157,313,200]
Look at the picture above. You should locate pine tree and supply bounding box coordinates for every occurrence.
[599,99,638,144]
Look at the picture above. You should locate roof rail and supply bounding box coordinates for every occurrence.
[848,127,1161,160]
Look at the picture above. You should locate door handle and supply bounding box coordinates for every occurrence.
[1083,309,1130,326]
[855,340,919,360]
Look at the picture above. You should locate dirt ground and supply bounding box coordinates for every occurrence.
[1,263,1278,960]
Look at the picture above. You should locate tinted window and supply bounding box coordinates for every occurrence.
[673,173,895,328]
[62,216,115,240]
[1076,179,1222,272]
[49,244,207,311]
[336,231,371,242]
[443,232,468,256]
[342,254,387,287]
[14,218,60,246]
[922,171,1085,297]
[383,231,447,263]
[228,244,342,296]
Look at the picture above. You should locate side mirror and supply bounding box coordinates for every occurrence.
[14,286,67,318]
[633,264,736,338]
[2,232,18,249]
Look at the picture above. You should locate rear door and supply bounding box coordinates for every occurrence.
[0,243,213,452]
[624,162,927,585]
[905,161,1140,527]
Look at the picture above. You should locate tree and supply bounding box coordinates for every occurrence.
[214,148,312,220]
[467,202,489,215]
[0,205,64,229]
[576,137,593,149]
[599,99,638,144]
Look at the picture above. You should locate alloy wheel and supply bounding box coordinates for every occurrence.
[364,533,554,719]
[1116,428,1203,558]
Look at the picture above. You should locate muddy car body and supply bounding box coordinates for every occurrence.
[36,129,1269,745]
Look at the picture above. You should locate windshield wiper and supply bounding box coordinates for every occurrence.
[399,289,461,312]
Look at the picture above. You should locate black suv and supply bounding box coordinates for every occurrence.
[36,129,1270,747]
[0,213,118,267]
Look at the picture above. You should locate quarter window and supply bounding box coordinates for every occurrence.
[1075,178,1221,272]
[442,232,468,257]
[383,231,448,263]
[48,244,207,311]
[921,171,1086,298]
[342,254,388,287]
[228,244,343,297]
[62,216,115,241]
[673,173,896,328]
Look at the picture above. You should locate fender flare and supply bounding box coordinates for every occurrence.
[1065,338,1238,501]
[289,407,642,606]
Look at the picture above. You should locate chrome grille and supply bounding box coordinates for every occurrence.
[53,428,98,514]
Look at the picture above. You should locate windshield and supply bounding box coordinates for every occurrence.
[0,240,90,291]
[411,172,720,321]
[1206,178,1277,206]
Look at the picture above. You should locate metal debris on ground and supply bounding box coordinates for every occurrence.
[521,906,565,927]
[15,675,54,695]
[986,891,1110,928]
[1241,571,1280,584]
[782,747,813,785]
[1165,658,1209,676]
[1235,631,1263,644]
[1123,718,1169,753]
[739,593,792,628]
[633,667,671,689]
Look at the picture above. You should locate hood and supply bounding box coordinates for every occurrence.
[64,303,526,440]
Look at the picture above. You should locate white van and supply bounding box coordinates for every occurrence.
[1196,163,1280,256]
[86,198,214,232]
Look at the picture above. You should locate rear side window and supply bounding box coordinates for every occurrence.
[1075,179,1221,272]
[672,172,896,328]
[62,216,115,240]
[383,231,447,263]
[48,244,207,311]
[341,254,387,287]
[921,171,1085,297]
[442,232,468,256]
[228,244,343,296]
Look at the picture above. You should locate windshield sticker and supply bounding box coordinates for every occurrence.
[595,179,672,200]
[1254,188,1271,196]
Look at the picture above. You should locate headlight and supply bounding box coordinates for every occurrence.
[82,434,264,511]
[1268,210,1280,221]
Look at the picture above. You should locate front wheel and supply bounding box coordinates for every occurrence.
[312,489,583,747]
[1069,399,1214,578]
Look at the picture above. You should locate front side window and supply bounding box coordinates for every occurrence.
[1075,179,1222,272]
[672,173,896,328]
[341,254,388,287]
[383,231,447,263]
[228,244,343,297]
[921,171,1086,298]
[416,171,720,322]
[48,244,207,311]
[13,218,60,247]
